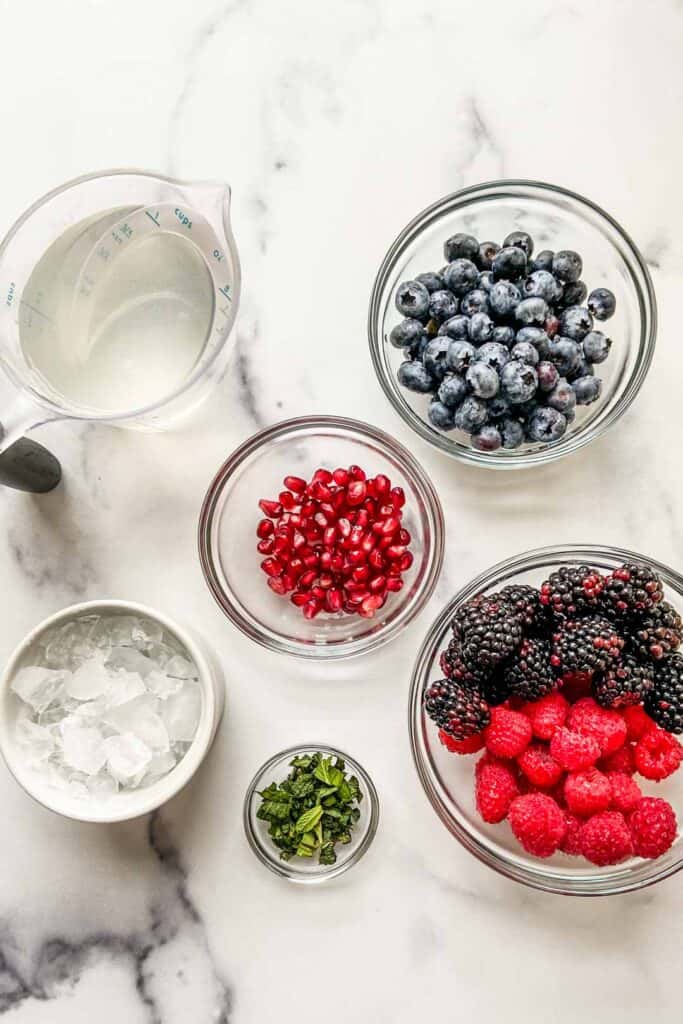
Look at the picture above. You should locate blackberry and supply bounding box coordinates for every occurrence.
[539,564,605,621]
[480,673,512,707]
[452,594,523,674]
[423,678,490,740]
[645,654,683,734]
[551,616,624,676]
[439,638,482,689]
[592,655,656,709]
[499,583,547,633]
[502,637,556,700]
[629,600,683,661]
[600,563,664,621]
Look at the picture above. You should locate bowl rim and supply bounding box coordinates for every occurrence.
[408,544,683,896]
[0,598,219,824]
[368,178,658,469]
[243,742,380,883]
[197,414,445,660]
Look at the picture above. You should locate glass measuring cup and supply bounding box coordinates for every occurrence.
[0,169,241,491]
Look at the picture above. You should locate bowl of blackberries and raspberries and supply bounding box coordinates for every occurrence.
[199,416,444,659]
[409,545,683,895]
[369,181,656,467]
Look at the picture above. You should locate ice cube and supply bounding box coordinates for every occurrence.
[67,780,89,799]
[146,668,182,700]
[106,646,153,677]
[146,750,176,779]
[164,655,198,680]
[16,719,55,763]
[134,617,164,650]
[104,694,158,732]
[44,617,99,668]
[86,775,118,798]
[60,720,107,775]
[11,666,65,712]
[65,658,112,701]
[161,682,201,742]
[103,733,152,784]
[106,670,146,707]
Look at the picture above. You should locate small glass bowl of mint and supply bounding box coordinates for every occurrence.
[243,745,380,883]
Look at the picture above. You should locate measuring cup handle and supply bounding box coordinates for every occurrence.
[0,436,61,492]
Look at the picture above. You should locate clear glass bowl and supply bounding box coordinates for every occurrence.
[198,415,444,659]
[369,180,656,468]
[243,744,380,883]
[409,545,683,896]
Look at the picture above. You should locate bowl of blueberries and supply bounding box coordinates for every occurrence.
[368,180,656,467]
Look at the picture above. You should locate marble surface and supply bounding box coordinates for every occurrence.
[0,0,683,1019]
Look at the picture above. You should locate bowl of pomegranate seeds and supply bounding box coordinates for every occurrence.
[409,545,683,895]
[199,416,444,658]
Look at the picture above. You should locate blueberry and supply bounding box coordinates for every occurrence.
[523,270,563,304]
[472,425,502,452]
[487,396,512,420]
[516,326,550,358]
[438,315,471,340]
[500,360,538,404]
[474,342,510,373]
[422,337,451,381]
[466,362,500,399]
[500,418,525,449]
[469,312,494,344]
[493,325,516,348]
[544,314,561,339]
[438,374,467,408]
[395,279,430,319]
[489,280,522,319]
[537,361,560,393]
[460,289,490,316]
[444,233,479,263]
[526,407,568,443]
[510,341,540,366]
[572,376,602,405]
[477,271,493,293]
[406,334,430,360]
[492,246,527,281]
[477,241,501,270]
[443,259,479,296]
[552,250,582,283]
[454,396,489,433]
[446,338,476,373]
[518,398,540,420]
[568,358,594,381]
[415,271,445,293]
[530,249,554,273]
[515,297,548,326]
[397,361,434,393]
[559,280,587,308]
[429,289,459,322]
[503,230,534,257]
[587,287,616,321]
[428,399,456,431]
[547,337,582,377]
[559,305,593,341]
[390,318,425,349]
[546,379,577,414]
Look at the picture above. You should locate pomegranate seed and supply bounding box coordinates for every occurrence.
[291,591,311,606]
[348,549,366,566]
[360,594,385,617]
[386,544,407,559]
[386,578,404,593]
[333,468,349,485]
[312,585,325,600]
[379,503,394,517]
[320,550,333,570]
[361,531,376,553]
[302,552,319,569]
[326,589,343,612]
[257,539,274,555]
[345,581,369,596]
[279,490,297,510]
[330,553,344,573]
[259,499,283,517]
[373,474,391,496]
[323,526,337,546]
[281,573,296,592]
[320,502,337,519]
[363,498,378,517]
[268,577,287,596]
[310,481,332,501]
[349,465,366,481]
[288,513,303,528]
[350,524,364,545]
[314,512,328,529]
[273,537,290,557]
[380,515,400,535]
[299,569,317,587]
[319,572,334,589]
[257,519,274,539]
[261,557,283,577]
[378,536,394,550]
[398,528,411,545]
[369,549,384,570]
[305,527,322,545]
[301,501,316,518]
[337,518,352,538]
[292,530,306,550]
[399,552,413,571]
[369,574,387,593]
[288,556,304,576]
[312,468,333,484]
[355,509,370,528]
[390,486,405,509]
[347,481,367,506]
[352,565,370,583]
[303,600,321,619]
[284,475,307,494]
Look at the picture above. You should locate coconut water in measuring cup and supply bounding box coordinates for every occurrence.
[0,170,240,491]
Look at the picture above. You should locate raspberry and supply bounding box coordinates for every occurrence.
[579,811,633,866]
[599,743,636,775]
[622,704,656,742]
[550,727,601,771]
[606,771,642,814]
[484,706,533,759]
[629,797,678,858]
[475,757,520,823]
[508,793,566,858]
[521,692,569,740]
[564,767,612,815]
[634,728,683,781]
[517,743,564,789]
[438,729,485,755]
[560,812,584,856]
[567,697,627,756]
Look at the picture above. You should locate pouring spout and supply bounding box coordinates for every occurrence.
[0,393,62,492]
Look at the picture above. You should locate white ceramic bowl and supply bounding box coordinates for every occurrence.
[0,599,225,823]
